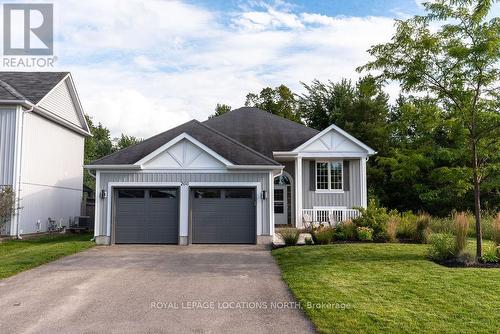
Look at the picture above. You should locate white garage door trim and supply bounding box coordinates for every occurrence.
[105,181,263,240]
[106,182,182,238]
[189,182,262,236]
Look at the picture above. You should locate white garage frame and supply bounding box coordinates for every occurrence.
[104,181,264,244]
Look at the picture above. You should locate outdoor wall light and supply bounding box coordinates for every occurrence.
[261,190,267,200]
[100,190,107,199]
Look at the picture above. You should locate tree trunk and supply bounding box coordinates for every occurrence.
[472,141,482,259]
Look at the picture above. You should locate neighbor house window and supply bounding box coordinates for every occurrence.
[316,161,343,191]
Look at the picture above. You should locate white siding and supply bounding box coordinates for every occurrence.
[301,129,367,153]
[144,139,225,169]
[0,107,17,186]
[38,78,83,128]
[17,112,84,233]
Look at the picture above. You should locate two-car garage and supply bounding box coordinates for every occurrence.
[114,187,256,244]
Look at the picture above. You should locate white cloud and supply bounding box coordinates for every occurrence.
[4,0,401,137]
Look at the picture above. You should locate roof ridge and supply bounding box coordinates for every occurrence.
[215,106,319,133]
[193,120,280,165]
[0,79,26,100]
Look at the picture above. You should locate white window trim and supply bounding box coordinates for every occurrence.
[315,160,344,193]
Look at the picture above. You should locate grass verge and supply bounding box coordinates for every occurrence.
[0,233,95,279]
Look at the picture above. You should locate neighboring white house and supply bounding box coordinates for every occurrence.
[0,72,91,236]
[86,107,376,246]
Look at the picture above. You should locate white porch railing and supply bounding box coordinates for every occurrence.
[302,208,360,225]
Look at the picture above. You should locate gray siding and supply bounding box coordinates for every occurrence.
[302,159,362,208]
[98,172,271,236]
[0,107,17,186]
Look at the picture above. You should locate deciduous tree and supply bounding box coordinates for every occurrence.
[358,0,500,258]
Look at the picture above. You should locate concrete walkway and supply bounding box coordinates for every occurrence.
[0,245,315,334]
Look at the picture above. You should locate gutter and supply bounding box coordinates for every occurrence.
[85,164,284,171]
[226,165,284,171]
[84,164,142,170]
[0,100,91,137]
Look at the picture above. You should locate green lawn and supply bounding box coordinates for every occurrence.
[0,233,95,279]
[273,243,500,334]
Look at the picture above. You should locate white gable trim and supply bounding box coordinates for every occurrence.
[292,124,376,155]
[135,133,234,167]
[36,73,90,134]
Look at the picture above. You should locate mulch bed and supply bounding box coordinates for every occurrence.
[433,259,500,268]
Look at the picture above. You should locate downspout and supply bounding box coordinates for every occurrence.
[86,169,96,242]
[15,105,33,239]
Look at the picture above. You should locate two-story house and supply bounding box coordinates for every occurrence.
[0,72,91,237]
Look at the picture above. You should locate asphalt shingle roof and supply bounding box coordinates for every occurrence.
[204,107,319,159]
[90,107,321,167]
[0,72,68,104]
[91,119,280,166]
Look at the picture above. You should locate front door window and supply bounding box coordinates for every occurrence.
[274,186,287,225]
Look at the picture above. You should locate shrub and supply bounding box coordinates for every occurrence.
[337,220,357,241]
[304,236,313,245]
[396,211,418,240]
[493,213,500,251]
[430,211,496,240]
[454,212,469,253]
[415,214,431,244]
[428,233,457,262]
[0,186,16,229]
[357,227,373,241]
[311,226,334,245]
[386,216,398,242]
[333,228,346,241]
[480,246,499,263]
[277,228,300,246]
[353,199,389,241]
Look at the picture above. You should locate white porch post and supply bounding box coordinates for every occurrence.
[179,184,189,245]
[295,156,303,227]
[94,171,100,237]
[269,171,275,236]
[360,157,368,208]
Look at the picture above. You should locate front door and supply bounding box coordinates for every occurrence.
[274,186,287,225]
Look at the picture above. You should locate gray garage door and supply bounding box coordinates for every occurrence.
[115,188,179,244]
[191,188,256,244]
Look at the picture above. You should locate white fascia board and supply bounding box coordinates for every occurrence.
[0,99,90,136]
[298,152,369,158]
[0,99,28,104]
[273,152,298,158]
[62,74,91,133]
[292,124,376,155]
[84,164,141,170]
[226,165,284,171]
[134,133,234,167]
[275,151,369,159]
[35,74,91,136]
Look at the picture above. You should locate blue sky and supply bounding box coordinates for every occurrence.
[4,0,493,138]
[191,0,422,17]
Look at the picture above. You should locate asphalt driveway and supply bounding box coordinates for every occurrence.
[0,245,314,334]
